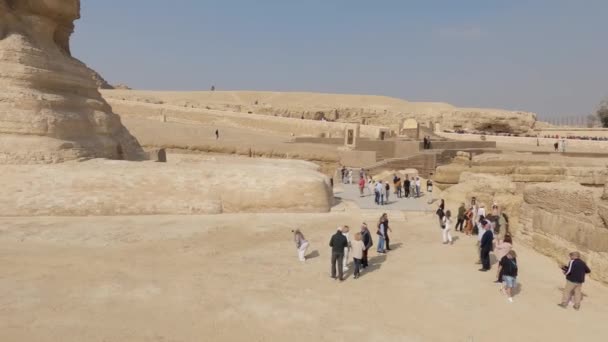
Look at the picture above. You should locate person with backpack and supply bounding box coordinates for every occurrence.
[404,176,411,198]
[498,250,518,303]
[360,223,373,268]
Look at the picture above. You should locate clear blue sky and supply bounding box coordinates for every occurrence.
[73,0,608,119]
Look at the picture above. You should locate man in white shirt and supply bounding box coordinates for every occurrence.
[375,181,384,205]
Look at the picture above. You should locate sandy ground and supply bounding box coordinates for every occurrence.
[1,210,607,342]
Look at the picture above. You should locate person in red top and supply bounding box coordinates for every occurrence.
[358,176,366,197]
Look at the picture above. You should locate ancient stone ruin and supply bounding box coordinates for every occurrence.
[0,0,143,163]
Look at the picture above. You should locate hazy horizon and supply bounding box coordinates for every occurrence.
[73,0,608,120]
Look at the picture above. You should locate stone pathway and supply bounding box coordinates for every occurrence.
[334,183,436,212]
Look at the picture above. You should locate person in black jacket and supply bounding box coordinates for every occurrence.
[329,227,349,281]
[558,251,591,310]
[360,223,373,269]
[479,222,494,271]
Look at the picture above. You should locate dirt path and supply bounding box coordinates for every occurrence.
[1,212,607,341]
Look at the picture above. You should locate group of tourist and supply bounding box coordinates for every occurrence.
[292,213,392,281]
[357,173,424,205]
[544,134,608,142]
[435,197,592,308]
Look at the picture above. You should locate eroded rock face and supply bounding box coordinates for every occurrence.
[520,182,608,284]
[0,0,143,163]
[0,158,334,215]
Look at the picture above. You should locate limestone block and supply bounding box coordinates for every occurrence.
[0,159,333,216]
[523,182,597,217]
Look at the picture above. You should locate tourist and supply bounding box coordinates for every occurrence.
[415,177,421,197]
[351,232,365,279]
[215,129,219,140]
[377,216,387,253]
[361,223,373,268]
[479,221,494,271]
[423,136,428,149]
[395,175,402,198]
[358,176,366,197]
[455,202,466,232]
[442,210,453,245]
[410,178,417,198]
[384,182,390,203]
[558,251,591,310]
[348,169,353,184]
[436,199,445,228]
[341,226,352,272]
[340,166,347,183]
[404,176,411,198]
[329,227,348,281]
[561,138,567,153]
[292,229,309,262]
[498,250,518,303]
[554,141,559,152]
[464,206,474,235]
[359,168,365,181]
[494,235,513,283]
[374,181,383,205]
[476,204,486,235]
[367,177,374,196]
[492,202,499,217]
[381,213,392,250]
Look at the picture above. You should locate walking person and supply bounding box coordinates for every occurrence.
[404,176,411,198]
[292,229,309,262]
[358,176,366,197]
[455,203,466,232]
[384,182,390,204]
[361,223,373,269]
[341,226,352,272]
[351,232,365,279]
[376,216,387,254]
[381,213,392,251]
[436,199,445,227]
[499,250,518,303]
[215,129,219,140]
[348,169,353,184]
[329,227,348,281]
[374,181,383,205]
[415,177,421,197]
[479,221,494,271]
[494,235,513,283]
[441,210,453,245]
[464,207,474,235]
[558,251,591,310]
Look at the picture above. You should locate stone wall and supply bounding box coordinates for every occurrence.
[519,183,608,284]
[437,132,608,151]
[0,159,334,216]
[108,100,388,139]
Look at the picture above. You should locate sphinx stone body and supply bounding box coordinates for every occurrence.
[0,0,143,163]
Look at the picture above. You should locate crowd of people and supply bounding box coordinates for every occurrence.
[433,197,592,307]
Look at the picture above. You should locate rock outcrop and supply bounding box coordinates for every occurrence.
[0,0,143,163]
[0,158,333,215]
[519,182,608,284]
[434,153,608,187]
[100,90,538,135]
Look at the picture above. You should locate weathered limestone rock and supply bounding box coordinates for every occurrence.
[0,0,143,163]
[100,90,538,135]
[519,182,608,284]
[434,153,608,187]
[0,158,333,215]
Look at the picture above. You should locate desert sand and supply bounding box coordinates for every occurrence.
[1,209,607,342]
